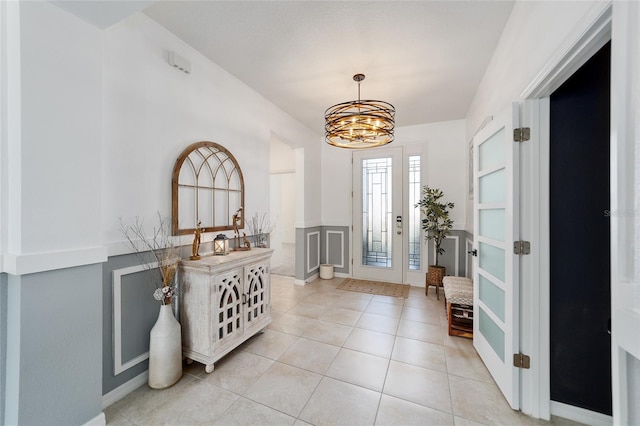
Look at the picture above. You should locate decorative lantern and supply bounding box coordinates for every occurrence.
[213,234,229,255]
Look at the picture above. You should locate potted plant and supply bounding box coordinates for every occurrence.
[415,186,455,297]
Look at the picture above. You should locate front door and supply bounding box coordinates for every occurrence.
[472,104,520,409]
[352,147,423,283]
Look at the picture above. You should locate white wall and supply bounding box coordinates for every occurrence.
[1,0,105,275]
[464,1,601,230]
[321,119,467,228]
[102,13,320,250]
[2,3,105,424]
[270,136,296,173]
[279,173,296,243]
[269,136,297,268]
[270,136,296,243]
[466,1,600,136]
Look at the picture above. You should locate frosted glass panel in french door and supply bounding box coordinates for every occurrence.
[353,147,403,283]
[473,104,520,409]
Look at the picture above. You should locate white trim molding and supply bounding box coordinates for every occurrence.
[325,230,345,268]
[112,262,157,375]
[521,1,611,99]
[550,401,613,426]
[465,238,473,279]
[102,371,148,409]
[2,246,108,275]
[83,412,106,426]
[306,231,320,274]
[295,272,319,286]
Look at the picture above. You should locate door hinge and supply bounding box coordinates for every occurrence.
[513,240,531,255]
[513,353,531,369]
[513,127,531,142]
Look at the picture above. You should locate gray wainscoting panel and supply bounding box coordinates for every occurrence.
[428,230,470,278]
[465,231,474,279]
[320,226,350,274]
[5,265,103,425]
[0,273,6,423]
[307,231,320,274]
[119,269,158,365]
[295,227,322,281]
[103,253,161,395]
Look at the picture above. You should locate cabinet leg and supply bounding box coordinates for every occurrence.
[205,363,215,374]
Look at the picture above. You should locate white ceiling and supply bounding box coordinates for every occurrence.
[54,0,516,136]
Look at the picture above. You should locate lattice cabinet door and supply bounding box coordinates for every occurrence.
[244,261,270,333]
[214,270,244,350]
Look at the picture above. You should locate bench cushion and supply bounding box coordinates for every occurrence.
[443,276,473,306]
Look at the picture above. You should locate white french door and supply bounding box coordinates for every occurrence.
[473,104,520,409]
[352,147,423,284]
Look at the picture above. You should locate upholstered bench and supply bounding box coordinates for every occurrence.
[442,276,473,338]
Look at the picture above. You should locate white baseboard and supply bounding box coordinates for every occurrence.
[294,273,319,286]
[550,401,612,426]
[102,371,148,409]
[83,412,105,426]
[334,272,349,278]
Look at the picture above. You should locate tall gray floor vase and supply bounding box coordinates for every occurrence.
[148,304,183,389]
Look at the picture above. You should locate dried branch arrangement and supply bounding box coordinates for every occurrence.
[120,213,180,305]
[246,212,276,248]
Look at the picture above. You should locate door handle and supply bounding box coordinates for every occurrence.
[468,249,478,257]
[396,215,402,235]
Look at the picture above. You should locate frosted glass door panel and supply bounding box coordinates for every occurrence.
[479,169,506,204]
[472,103,519,409]
[479,274,505,321]
[479,309,505,361]
[479,128,505,170]
[479,209,506,241]
[479,242,505,281]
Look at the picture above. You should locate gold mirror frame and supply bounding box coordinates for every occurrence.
[171,141,245,236]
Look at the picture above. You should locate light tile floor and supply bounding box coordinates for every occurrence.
[105,275,584,426]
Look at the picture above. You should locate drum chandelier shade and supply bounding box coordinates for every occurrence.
[324,74,395,148]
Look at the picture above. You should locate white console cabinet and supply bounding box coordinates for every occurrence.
[179,248,273,373]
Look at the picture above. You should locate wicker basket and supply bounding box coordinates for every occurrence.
[425,265,446,298]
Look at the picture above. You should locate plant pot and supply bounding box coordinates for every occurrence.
[148,304,183,389]
[426,265,446,298]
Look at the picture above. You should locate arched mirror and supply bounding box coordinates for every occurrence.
[172,141,244,235]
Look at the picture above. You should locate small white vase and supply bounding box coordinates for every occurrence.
[148,304,182,389]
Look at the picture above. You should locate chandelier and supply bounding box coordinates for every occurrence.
[324,74,395,148]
